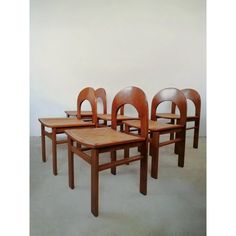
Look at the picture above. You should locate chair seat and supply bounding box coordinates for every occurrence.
[39,117,95,128]
[156,113,180,119]
[97,114,137,121]
[123,119,184,132]
[65,127,145,148]
[64,110,93,117]
[156,113,198,121]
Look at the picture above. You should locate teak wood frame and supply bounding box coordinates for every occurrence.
[157,88,201,148]
[64,87,127,129]
[150,88,187,178]
[123,88,187,179]
[64,87,109,120]
[65,86,149,217]
[39,87,97,175]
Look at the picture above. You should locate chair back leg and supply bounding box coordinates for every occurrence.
[140,142,148,195]
[193,119,200,148]
[91,149,99,217]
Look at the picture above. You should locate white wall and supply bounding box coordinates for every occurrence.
[30,0,206,136]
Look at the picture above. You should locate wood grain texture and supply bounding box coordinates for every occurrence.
[66,127,144,148]
[39,117,95,128]
[66,86,148,216]
[123,119,184,132]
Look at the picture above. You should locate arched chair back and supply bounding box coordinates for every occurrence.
[152,88,187,126]
[95,87,124,115]
[112,86,148,138]
[168,88,201,148]
[95,88,107,114]
[181,88,201,118]
[77,87,97,125]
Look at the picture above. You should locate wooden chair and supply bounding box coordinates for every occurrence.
[65,86,149,216]
[96,93,137,129]
[64,88,107,120]
[123,88,187,179]
[38,87,97,175]
[65,88,136,128]
[157,88,201,148]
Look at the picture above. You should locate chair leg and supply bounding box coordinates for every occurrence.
[193,119,200,148]
[170,118,175,140]
[124,125,130,165]
[91,149,99,217]
[140,142,148,195]
[111,151,117,175]
[124,148,129,165]
[174,131,180,154]
[178,130,186,167]
[151,133,160,179]
[52,128,57,175]
[137,129,141,153]
[68,137,75,189]
[41,124,46,162]
[149,132,153,156]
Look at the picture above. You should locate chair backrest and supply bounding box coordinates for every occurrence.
[77,87,97,124]
[95,88,107,114]
[170,88,201,118]
[95,88,125,115]
[111,86,148,138]
[152,88,187,125]
[181,89,201,117]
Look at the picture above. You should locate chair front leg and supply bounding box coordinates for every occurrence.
[178,130,186,168]
[111,151,117,175]
[68,136,75,189]
[91,149,99,217]
[140,142,148,195]
[52,128,57,175]
[41,124,46,162]
[151,132,160,179]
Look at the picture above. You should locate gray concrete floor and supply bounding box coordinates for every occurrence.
[30,136,206,236]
